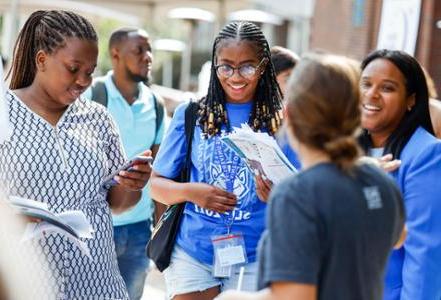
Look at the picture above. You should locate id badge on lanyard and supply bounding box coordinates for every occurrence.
[212,232,248,278]
[211,138,247,277]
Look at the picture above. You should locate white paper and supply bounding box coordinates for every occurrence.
[217,245,246,267]
[376,0,422,55]
[22,223,92,259]
[56,210,95,239]
[9,196,94,258]
[213,261,232,278]
[221,124,297,184]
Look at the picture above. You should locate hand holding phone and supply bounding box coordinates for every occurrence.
[101,156,153,191]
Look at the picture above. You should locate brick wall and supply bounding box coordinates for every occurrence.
[311,0,441,95]
[419,0,441,97]
[310,0,382,61]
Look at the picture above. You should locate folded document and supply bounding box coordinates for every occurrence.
[221,124,297,184]
[8,196,94,258]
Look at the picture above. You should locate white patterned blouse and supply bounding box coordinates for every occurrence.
[0,91,129,299]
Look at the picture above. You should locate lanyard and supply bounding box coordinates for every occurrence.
[214,137,241,232]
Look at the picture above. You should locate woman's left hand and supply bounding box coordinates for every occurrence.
[115,150,153,191]
[359,154,401,173]
[255,174,273,202]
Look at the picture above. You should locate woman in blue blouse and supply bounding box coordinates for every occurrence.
[359,49,441,300]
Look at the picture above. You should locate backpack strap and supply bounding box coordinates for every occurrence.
[151,90,165,144]
[182,101,199,181]
[90,78,108,107]
[91,80,168,148]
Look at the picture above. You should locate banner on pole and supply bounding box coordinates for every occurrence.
[377,0,422,55]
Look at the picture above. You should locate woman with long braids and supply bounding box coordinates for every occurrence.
[150,21,284,299]
[0,10,152,299]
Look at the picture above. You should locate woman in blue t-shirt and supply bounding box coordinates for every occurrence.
[151,21,284,299]
[359,50,441,300]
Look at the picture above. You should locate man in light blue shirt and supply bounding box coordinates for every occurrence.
[83,28,165,300]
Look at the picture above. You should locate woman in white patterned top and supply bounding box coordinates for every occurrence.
[0,10,152,299]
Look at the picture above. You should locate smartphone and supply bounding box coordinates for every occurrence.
[100,156,153,191]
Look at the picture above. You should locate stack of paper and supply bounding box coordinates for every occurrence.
[221,124,297,184]
[8,196,95,258]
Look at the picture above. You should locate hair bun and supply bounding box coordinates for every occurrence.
[323,135,360,169]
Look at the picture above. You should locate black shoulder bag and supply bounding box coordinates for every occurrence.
[146,101,199,272]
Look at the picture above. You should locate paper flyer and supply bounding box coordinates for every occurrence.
[221,124,297,184]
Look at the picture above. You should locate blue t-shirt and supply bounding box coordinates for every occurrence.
[258,163,404,300]
[276,131,301,170]
[153,101,267,265]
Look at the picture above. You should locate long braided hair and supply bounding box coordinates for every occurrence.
[7,10,97,89]
[198,21,283,137]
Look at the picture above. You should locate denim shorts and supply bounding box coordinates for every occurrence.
[163,245,258,299]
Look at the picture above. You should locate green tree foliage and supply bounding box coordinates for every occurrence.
[95,18,124,75]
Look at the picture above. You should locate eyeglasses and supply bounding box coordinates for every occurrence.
[215,58,266,79]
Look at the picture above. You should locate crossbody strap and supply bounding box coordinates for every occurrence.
[151,91,165,144]
[182,101,199,181]
[90,78,108,107]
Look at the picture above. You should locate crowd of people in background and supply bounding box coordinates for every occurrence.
[1,8,441,300]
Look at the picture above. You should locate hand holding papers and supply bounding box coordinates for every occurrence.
[9,196,94,258]
[221,124,297,184]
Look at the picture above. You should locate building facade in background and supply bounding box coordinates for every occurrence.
[0,0,314,91]
[310,0,441,96]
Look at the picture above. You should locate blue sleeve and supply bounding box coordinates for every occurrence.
[277,131,302,170]
[400,142,441,300]
[104,108,127,176]
[152,102,188,179]
[81,87,92,101]
[262,179,320,286]
[153,108,166,145]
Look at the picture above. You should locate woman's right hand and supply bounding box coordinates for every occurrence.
[187,183,237,213]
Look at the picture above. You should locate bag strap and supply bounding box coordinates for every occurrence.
[90,78,108,107]
[182,101,199,182]
[151,91,165,144]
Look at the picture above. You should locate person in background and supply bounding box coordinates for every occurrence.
[421,68,441,138]
[270,46,301,169]
[1,10,151,299]
[150,21,284,300]
[429,98,441,137]
[83,27,166,300]
[270,46,299,98]
[359,49,441,300]
[217,54,405,300]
